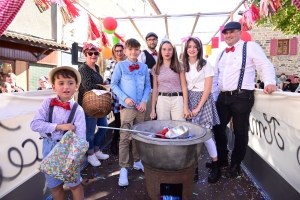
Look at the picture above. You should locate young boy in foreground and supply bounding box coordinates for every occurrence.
[30,66,86,200]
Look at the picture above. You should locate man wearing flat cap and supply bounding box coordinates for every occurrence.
[211,21,277,178]
[138,32,158,121]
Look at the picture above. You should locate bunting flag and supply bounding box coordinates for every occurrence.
[212,37,219,48]
[220,26,225,41]
[87,14,100,41]
[62,0,80,19]
[100,31,110,47]
[34,0,51,12]
[260,0,282,16]
[113,32,125,43]
[206,45,212,55]
[293,0,300,11]
[0,0,26,36]
[60,6,73,24]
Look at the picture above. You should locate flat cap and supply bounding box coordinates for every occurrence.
[222,22,241,34]
[145,32,158,40]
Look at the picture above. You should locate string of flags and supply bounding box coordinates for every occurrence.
[32,0,126,56]
[205,0,285,57]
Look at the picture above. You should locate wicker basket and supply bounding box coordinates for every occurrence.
[82,88,112,118]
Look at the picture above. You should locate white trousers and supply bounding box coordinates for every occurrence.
[204,138,217,158]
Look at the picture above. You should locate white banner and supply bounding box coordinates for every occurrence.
[249,90,300,193]
[0,91,114,198]
[0,91,56,198]
[0,90,56,121]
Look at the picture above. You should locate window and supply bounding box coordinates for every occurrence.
[277,39,289,55]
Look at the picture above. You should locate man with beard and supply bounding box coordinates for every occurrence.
[138,32,158,121]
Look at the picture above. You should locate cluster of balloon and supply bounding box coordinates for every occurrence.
[240,31,252,42]
[102,17,120,58]
[238,18,252,42]
[103,17,120,44]
[102,46,112,59]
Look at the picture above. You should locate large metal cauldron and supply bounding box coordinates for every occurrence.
[131,120,212,170]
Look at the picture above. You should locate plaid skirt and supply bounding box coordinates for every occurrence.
[188,90,220,128]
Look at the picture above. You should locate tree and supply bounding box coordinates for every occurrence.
[253,0,300,35]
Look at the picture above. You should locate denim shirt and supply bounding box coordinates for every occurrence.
[111,58,151,108]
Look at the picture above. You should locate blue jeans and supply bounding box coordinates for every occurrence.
[85,113,108,154]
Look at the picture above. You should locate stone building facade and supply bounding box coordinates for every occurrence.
[250,26,300,77]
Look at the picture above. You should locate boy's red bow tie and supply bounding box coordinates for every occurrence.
[50,98,71,110]
[129,64,140,72]
[152,51,157,56]
[225,46,235,53]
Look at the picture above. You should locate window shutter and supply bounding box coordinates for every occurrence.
[290,37,298,55]
[270,39,278,56]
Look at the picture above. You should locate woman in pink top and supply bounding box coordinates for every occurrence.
[150,40,190,120]
[182,36,221,183]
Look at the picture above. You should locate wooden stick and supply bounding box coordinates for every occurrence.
[76,1,99,19]
[191,13,200,36]
[113,12,230,20]
[129,18,146,43]
[164,15,169,38]
[98,17,104,76]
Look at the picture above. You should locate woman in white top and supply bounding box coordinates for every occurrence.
[182,36,221,183]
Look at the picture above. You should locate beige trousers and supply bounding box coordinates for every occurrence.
[119,108,145,168]
[156,95,185,121]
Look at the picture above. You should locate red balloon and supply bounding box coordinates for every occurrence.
[238,18,249,31]
[103,17,118,31]
[240,31,252,42]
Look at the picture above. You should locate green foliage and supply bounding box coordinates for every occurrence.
[252,0,300,35]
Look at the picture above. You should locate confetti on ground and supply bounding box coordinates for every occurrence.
[63,141,265,200]
[237,190,243,195]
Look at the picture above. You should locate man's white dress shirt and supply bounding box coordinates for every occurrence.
[212,40,276,100]
[137,48,157,63]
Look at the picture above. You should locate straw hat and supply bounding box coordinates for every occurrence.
[49,66,81,84]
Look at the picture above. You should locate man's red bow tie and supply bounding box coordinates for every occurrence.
[129,64,140,72]
[152,51,157,56]
[225,46,235,53]
[50,98,71,110]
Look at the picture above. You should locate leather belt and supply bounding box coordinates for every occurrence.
[158,92,183,97]
[220,89,254,96]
